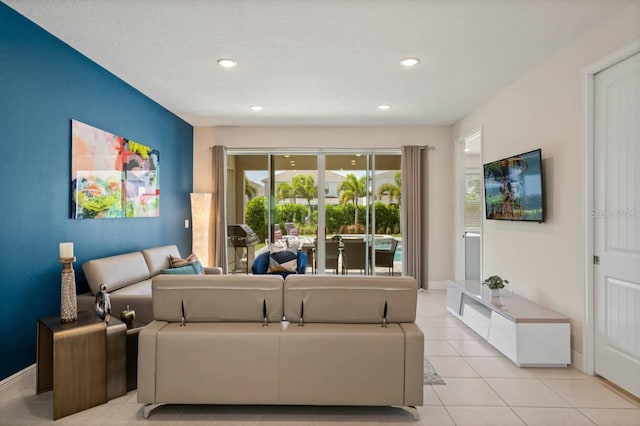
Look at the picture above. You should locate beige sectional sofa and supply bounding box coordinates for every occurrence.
[138,274,424,418]
[77,245,222,324]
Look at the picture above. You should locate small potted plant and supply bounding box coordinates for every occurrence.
[482,275,509,297]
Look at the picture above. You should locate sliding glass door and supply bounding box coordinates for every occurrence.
[226,150,401,276]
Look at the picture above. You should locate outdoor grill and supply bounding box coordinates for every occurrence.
[227,224,259,273]
[227,224,259,247]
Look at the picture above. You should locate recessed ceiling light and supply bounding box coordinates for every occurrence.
[249,105,264,111]
[217,58,238,68]
[284,155,291,158]
[400,57,420,67]
[378,105,391,111]
[464,148,470,152]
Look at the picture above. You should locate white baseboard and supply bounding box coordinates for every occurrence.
[428,280,447,290]
[0,364,35,404]
[571,350,586,373]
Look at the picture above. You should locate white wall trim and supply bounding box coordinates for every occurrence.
[428,280,447,290]
[582,38,640,376]
[0,364,35,404]
[454,136,466,280]
[454,128,483,281]
[572,350,585,373]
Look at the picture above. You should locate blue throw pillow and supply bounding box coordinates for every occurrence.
[160,264,200,274]
[190,260,205,274]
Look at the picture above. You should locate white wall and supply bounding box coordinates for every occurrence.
[452,3,640,369]
[194,126,454,287]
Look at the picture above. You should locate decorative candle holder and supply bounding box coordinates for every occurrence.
[59,257,77,323]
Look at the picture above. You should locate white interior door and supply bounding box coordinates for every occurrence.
[594,51,640,398]
[463,133,482,280]
[455,132,483,280]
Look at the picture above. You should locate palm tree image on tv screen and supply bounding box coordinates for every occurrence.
[483,149,544,222]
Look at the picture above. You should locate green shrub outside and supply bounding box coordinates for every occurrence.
[274,204,307,226]
[245,196,268,242]
[244,200,400,239]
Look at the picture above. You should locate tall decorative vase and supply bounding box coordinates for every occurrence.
[59,257,77,323]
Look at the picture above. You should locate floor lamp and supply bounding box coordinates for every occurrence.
[190,193,212,267]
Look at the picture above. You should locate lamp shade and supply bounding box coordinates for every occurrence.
[190,193,213,267]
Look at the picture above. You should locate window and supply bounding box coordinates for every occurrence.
[464,172,482,231]
[226,150,402,275]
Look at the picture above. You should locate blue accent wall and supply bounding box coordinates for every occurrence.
[0,3,193,380]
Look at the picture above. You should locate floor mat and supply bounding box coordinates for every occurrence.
[424,357,446,385]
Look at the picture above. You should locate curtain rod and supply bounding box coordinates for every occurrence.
[209,146,434,151]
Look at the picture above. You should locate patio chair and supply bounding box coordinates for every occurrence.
[273,224,283,241]
[341,239,367,274]
[284,222,299,236]
[313,239,340,274]
[374,238,399,275]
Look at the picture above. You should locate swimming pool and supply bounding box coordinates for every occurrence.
[394,244,403,262]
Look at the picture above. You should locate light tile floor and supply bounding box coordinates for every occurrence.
[2,290,639,425]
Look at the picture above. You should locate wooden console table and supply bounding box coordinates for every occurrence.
[36,311,127,419]
[446,280,570,367]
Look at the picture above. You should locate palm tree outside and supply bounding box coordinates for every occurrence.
[276,181,296,204]
[245,176,258,200]
[291,175,318,224]
[376,171,401,205]
[337,173,367,225]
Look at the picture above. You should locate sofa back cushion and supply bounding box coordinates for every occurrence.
[141,245,181,276]
[83,252,151,294]
[152,275,284,323]
[284,275,417,324]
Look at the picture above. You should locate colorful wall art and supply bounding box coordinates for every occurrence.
[71,120,160,219]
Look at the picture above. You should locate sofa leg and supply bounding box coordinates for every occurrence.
[143,403,162,419]
[401,405,419,421]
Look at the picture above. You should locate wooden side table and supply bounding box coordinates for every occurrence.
[37,311,127,419]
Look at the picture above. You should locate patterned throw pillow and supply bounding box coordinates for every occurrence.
[169,253,204,274]
[267,248,298,274]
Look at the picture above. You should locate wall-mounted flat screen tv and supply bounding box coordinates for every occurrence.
[483,148,544,222]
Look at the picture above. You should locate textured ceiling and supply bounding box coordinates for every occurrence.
[4,0,634,126]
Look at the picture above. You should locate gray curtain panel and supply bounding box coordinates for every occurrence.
[401,145,429,289]
[211,145,228,272]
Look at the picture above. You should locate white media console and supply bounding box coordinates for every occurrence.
[446,280,570,367]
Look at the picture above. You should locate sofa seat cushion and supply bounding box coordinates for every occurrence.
[154,322,281,404]
[108,279,154,324]
[83,252,150,294]
[279,323,405,405]
[110,279,153,297]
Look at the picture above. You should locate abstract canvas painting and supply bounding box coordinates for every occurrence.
[71,120,159,219]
